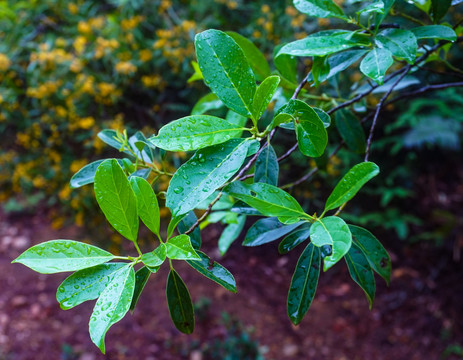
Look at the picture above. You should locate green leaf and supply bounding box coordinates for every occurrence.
[255,145,279,186]
[357,1,384,16]
[57,263,126,309]
[225,182,310,223]
[274,45,298,83]
[311,56,330,87]
[375,29,417,64]
[266,112,294,133]
[335,109,366,153]
[166,269,195,334]
[141,243,167,267]
[310,216,352,271]
[128,131,153,164]
[70,160,104,189]
[360,48,393,85]
[187,61,203,83]
[243,217,304,247]
[130,176,160,237]
[130,266,151,312]
[277,30,368,58]
[324,162,380,212]
[195,29,256,118]
[287,243,321,325]
[411,25,457,41]
[349,225,391,285]
[167,139,251,216]
[186,251,237,293]
[278,224,311,254]
[218,215,246,255]
[149,115,245,152]
[431,0,451,22]
[12,240,114,274]
[293,0,345,18]
[252,75,280,122]
[166,234,201,260]
[94,159,138,242]
[191,93,224,115]
[345,243,376,308]
[280,99,328,157]
[374,0,395,29]
[178,211,202,250]
[319,49,368,84]
[313,107,331,128]
[226,31,271,81]
[89,264,135,353]
[97,129,127,152]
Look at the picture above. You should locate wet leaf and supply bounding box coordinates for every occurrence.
[94,159,139,242]
[345,243,376,308]
[128,131,153,164]
[255,145,279,186]
[375,28,417,64]
[287,243,321,325]
[166,269,195,334]
[191,93,224,115]
[186,251,237,293]
[279,224,311,254]
[130,266,151,312]
[12,240,114,274]
[360,48,393,85]
[130,176,160,237]
[310,216,352,271]
[166,234,201,260]
[349,225,391,284]
[89,264,135,353]
[218,214,246,255]
[325,162,380,212]
[293,0,345,18]
[195,29,256,118]
[431,0,451,22]
[411,25,457,41]
[243,217,305,247]
[178,211,202,249]
[252,75,280,122]
[335,109,366,153]
[57,263,126,310]
[149,115,245,152]
[225,181,310,223]
[141,244,167,267]
[167,139,251,216]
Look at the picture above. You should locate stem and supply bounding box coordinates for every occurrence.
[133,242,143,257]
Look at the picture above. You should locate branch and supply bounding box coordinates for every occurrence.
[387,81,463,105]
[364,67,410,161]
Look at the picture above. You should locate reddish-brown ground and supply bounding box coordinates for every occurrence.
[1,210,462,360]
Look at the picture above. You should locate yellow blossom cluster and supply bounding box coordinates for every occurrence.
[0,53,11,71]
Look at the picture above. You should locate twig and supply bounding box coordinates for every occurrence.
[386,81,463,105]
[364,67,410,161]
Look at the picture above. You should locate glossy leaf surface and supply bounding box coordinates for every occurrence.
[226,31,271,81]
[325,162,380,211]
[70,160,105,189]
[345,243,376,308]
[335,110,366,153]
[375,29,417,64]
[89,264,135,353]
[411,25,457,41]
[130,266,151,312]
[349,225,391,284]
[167,139,251,216]
[360,48,393,85]
[166,234,201,260]
[252,75,280,121]
[149,115,245,152]
[56,263,126,310]
[243,217,304,247]
[310,216,352,271]
[294,0,345,18]
[130,176,160,236]
[94,159,139,242]
[255,145,279,186]
[279,224,311,254]
[166,269,195,334]
[186,251,237,293]
[195,29,256,118]
[287,243,321,325]
[225,182,309,222]
[218,214,246,255]
[191,93,224,115]
[13,240,114,274]
[431,0,451,22]
[178,211,202,250]
[141,244,167,267]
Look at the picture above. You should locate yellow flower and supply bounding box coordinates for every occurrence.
[78,21,92,35]
[98,82,116,97]
[70,159,87,173]
[68,3,79,14]
[75,212,84,227]
[33,176,46,189]
[115,61,137,75]
[0,53,11,71]
[139,49,152,62]
[142,75,161,88]
[59,186,71,200]
[78,117,95,130]
[89,17,105,29]
[73,36,87,54]
[51,217,65,230]
[261,4,270,13]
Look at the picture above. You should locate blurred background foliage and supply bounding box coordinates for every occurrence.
[1,0,462,252]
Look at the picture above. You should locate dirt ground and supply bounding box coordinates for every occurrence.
[1,210,462,360]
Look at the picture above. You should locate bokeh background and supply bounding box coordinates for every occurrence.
[1,0,463,359]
